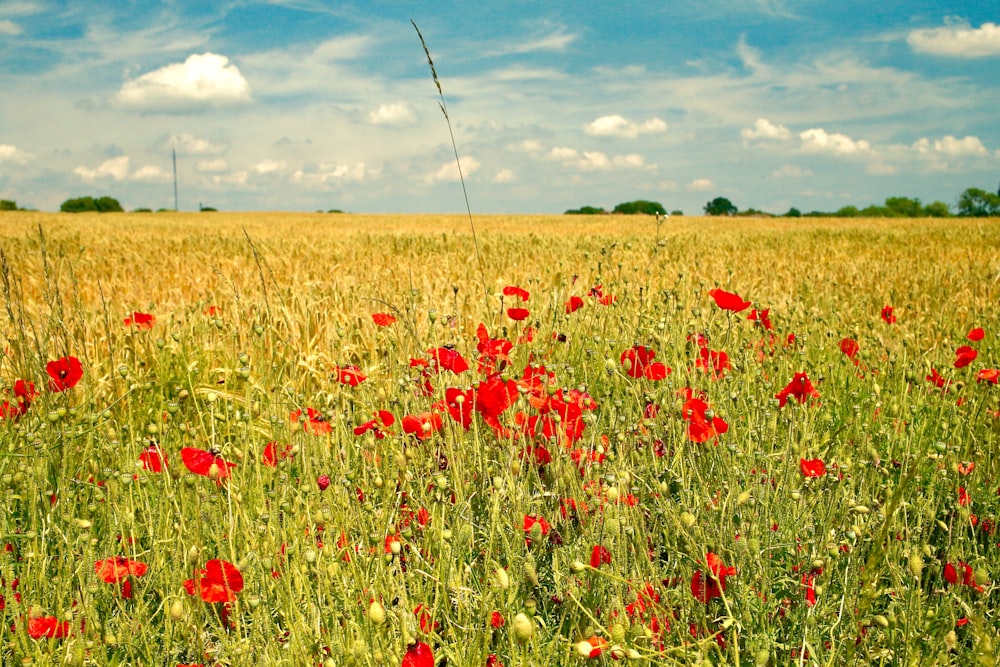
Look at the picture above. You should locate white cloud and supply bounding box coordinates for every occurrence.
[771,164,811,178]
[907,21,1000,58]
[799,128,871,155]
[292,163,374,188]
[511,139,543,154]
[686,178,715,191]
[117,53,251,111]
[493,168,515,183]
[254,159,287,174]
[367,103,417,126]
[171,133,226,155]
[0,20,23,35]
[584,115,667,138]
[208,171,249,188]
[932,135,988,156]
[741,118,791,142]
[130,165,171,182]
[0,143,34,164]
[196,159,229,173]
[423,157,481,184]
[506,28,576,54]
[74,156,130,181]
[547,146,579,160]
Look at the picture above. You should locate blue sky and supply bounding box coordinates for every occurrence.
[1,0,998,214]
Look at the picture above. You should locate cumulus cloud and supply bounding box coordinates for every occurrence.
[547,146,579,160]
[544,146,651,171]
[130,165,171,182]
[741,118,791,142]
[686,178,715,191]
[584,115,667,138]
[367,103,417,126]
[799,128,871,155]
[928,135,988,156]
[0,143,34,164]
[424,157,481,184]
[171,133,226,155]
[0,20,23,35]
[74,156,130,181]
[907,21,1000,58]
[254,159,288,174]
[291,162,374,188]
[117,53,251,111]
[493,168,515,183]
[196,159,229,173]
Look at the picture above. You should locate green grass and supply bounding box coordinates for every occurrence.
[0,213,998,666]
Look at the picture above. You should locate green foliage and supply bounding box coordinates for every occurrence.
[784,207,802,218]
[704,196,737,216]
[836,205,859,217]
[132,208,153,213]
[564,206,607,215]
[327,209,345,214]
[670,210,683,216]
[60,196,124,213]
[0,199,18,211]
[611,200,666,215]
[923,201,951,217]
[957,187,1000,217]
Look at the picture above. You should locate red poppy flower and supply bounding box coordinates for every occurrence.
[402,412,443,440]
[926,368,951,389]
[46,356,83,392]
[800,458,826,478]
[503,285,530,301]
[474,374,518,424]
[180,447,237,481]
[957,461,975,475]
[775,372,820,407]
[506,307,530,321]
[590,545,612,568]
[954,346,978,369]
[881,305,896,324]
[401,642,434,667]
[203,304,222,316]
[708,288,751,313]
[354,410,395,438]
[124,312,155,329]
[428,347,470,374]
[839,338,860,360]
[290,407,332,435]
[523,514,550,536]
[27,615,71,639]
[372,312,397,327]
[691,552,736,603]
[683,398,729,443]
[620,345,670,380]
[138,445,167,472]
[261,442,294,467]
[958,487,970,506]
[967,327,984,342]
[695,347,730,379]
[588,284,616,305]
[183,559,243,603]
[444,387,474,430]
[748,308,773,330]
[333,365,366,386]
[13,379,37,408]
[95,556,148,586]
[490,611,505,628]
[565,296,584,313]
[976,369,999,385]
[802,568,822,607]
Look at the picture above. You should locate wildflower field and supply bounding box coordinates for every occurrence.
[1,211,998,666]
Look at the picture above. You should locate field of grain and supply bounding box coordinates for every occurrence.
[1,212,998,666]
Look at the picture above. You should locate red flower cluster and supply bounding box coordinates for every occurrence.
[620,345,670,380]
[183,559,244,603]
[181,447,237,482]
[776,372,820,407]
[691,552,736,603]
[124,311,155,329]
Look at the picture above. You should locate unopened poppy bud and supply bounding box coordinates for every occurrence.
[908,553,923,578]
[368,600,386,625]
[576,640,595,657]
[168,599,185,621]
[944,630,958,649]
[737,491,751,505]
[570,560,588,573]
[317,475,331,491]
[494,567,510,590]
[208,463,221,480]
[511,612,534,642]
[680,512,696,529]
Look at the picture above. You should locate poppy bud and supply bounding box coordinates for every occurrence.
[511,612,534,642]
[168,599,185,621]
[317,475,331,491]
[680,512,696,529]
[368,600,386,625]
[494,567,510,590]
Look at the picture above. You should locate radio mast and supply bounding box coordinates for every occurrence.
[172,144,179,211]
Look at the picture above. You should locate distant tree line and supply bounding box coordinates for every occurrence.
[60,196,124,213]
[701,186,1000,218]
[566,200,675,215]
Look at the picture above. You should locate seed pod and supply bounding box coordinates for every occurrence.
[908,553,924,578]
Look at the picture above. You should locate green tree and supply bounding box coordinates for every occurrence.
[835,205,859,217]
[957,188,1000,217]
[565,206,607,215]
[703,197,737,216]
[612,200,666,215]
[784,207,802,218]
[61,196,123,213]
[670,210,683,216]
[0,199,18,211]
[923,201,951,218]
[884,196,925,217]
